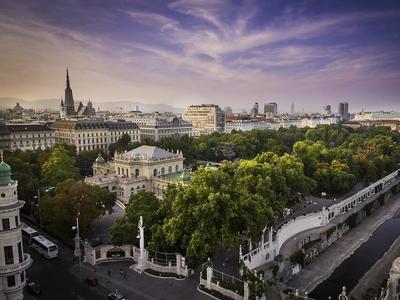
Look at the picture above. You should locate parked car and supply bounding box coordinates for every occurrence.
[27,281,41,296]
[108,289,126,300]
[85,275,98,286]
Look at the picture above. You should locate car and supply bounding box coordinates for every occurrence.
[27,281,41,296]
[108,289,126,300]
[85,275,98,286]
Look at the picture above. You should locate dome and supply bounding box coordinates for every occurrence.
[95,153,106,164]
[0,161,11,172]
[179,171,191,182]
[0,160,13,186]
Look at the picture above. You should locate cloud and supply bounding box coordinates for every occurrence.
[0,0,399,111]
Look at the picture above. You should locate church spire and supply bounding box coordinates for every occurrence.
[66,68,71,89]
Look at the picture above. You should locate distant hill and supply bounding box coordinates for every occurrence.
[0,97,182,113]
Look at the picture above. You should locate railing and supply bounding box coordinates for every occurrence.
[0,253,32,275]
[148,249,177,266]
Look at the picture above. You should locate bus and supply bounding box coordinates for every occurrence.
[31,235,58,259]
[21,223,39,242]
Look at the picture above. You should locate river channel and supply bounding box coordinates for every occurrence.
[309,208,400,299]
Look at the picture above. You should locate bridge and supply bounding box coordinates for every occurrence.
[240,169,400,270]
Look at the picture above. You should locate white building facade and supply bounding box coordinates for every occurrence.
[182,104,225,136]
[0,155,32,300]
[52,119,140,152]
[85,145,190,203]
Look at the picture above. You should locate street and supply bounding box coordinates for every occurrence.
[23,237,108,300]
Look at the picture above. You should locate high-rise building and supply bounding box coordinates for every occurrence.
[182,104,225,136]
[0,152,32,299]
[264,102,278,117]
[323,105,331,115]
[250,102,259,116]
[338,102,349,120]
[291,102,294,114]
[344,102,349,120]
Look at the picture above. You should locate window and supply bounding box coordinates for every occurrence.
[20,272,25,283]
[135,169,139,177]
[15,216,19,227]
[7,276,15,287]
[4,246,14,265]
[2,219,10,230]
[1,193,4,197]
[153,169,157,176]
[18,242,23,263]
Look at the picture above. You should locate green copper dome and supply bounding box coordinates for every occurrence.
[0,161,14,186]
[95,153,106,164]
[179,171,191,182]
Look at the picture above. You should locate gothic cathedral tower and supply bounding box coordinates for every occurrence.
[0,151,32,299]
[65,69,75,116]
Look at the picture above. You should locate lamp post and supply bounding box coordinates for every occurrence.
[72,212,81,275]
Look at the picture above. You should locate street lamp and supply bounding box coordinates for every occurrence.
[72,212,81,275]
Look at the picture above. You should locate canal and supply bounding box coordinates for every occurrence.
[309,208,400,299]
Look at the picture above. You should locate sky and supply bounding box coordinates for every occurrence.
[0,0,400,112]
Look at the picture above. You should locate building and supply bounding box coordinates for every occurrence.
[0,153,32,299]
[264,102,278,117]
[291,102,294,114]
[323,105,331,115]
[250,102,259,116]
[60,69,95,118]
[224,107,233,117]
[182,104,225,136]
[225,116,262,133]
[354,111,400,121]
[134,117,192,141]
[301,116,340,128]
[51,119,140,152]
[85,145,190,203]
[0,123,55,151]
[338,102,349,120]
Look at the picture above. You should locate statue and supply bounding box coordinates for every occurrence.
[338,286,348,300]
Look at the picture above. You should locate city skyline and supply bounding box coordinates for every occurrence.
[0,0,400,112]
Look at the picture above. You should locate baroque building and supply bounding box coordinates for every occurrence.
[85,145,190,203]
[0,153,32,299]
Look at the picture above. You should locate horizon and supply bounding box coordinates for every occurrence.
[1,0,400,112]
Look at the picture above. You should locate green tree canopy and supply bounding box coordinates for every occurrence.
[41,145,79,186]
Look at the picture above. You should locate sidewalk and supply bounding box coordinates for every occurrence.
[71,261,210,300]
[286,193,400,292]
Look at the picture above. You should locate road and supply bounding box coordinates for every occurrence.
[23,235,108,300]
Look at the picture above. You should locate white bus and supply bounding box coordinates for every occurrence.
[31,235,58,259]
[21,223,39,242]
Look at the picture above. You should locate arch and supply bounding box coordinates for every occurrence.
[161,167,165,175]
[175,165,179,172]
[153,169,157,177]
[111,186,117,191]
[168,166,172,174]
[142,184,146,189]
[131,187,134,191]
[135,169,139,177]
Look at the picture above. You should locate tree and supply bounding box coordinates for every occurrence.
[39,179,105,244]
[41,145,79,186]
[93,186,116,215]
[110,191,160,246]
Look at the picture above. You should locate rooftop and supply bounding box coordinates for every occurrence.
[120,145,180,161]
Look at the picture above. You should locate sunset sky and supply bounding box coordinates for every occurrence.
[0,0,399,112]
